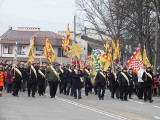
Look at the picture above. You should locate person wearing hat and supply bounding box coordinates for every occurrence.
[72,64,83,99]
[26,62,37,98]
[118,66,131,101]
[106,67,116,98]
[142,67,153,103]
[12,64,22,97]
[128,68,137,99]
[66,64,73,96]
[95,66,106,100]
[45,63,60,98]
[37,65,45,96]
[83,65,92,96]
[57,64,66,95]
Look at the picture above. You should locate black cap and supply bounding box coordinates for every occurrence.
[123,66,128,70]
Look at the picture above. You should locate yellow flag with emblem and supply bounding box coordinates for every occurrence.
[44,37,56,63]
[113,40,120,60]
[143,45,151,67]
[28,37,35,63]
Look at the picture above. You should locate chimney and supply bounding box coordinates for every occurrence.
[9,26,12,30]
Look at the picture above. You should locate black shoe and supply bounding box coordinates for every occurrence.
[51,96,54,98]
[102,97,104,100]
[28,94,30,97]
[85,93,88,96]
[150,100,153,103]
[32,96,35,98]
[74,97,77,99]
[138,97,143,99]
[78,97,82,99]
[129,97,132,99]
[144,100,147,102]
[124,99,128,101]
[120,99,124,101]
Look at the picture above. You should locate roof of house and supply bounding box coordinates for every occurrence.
[80,35,106,50]
[0,28,106,50]
[0,29,63,46]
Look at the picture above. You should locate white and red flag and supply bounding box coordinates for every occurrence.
[126,48,143,74]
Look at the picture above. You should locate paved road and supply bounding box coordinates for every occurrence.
[0,88,160,120]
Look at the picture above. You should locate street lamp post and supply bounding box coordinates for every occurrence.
[74,15,76,41]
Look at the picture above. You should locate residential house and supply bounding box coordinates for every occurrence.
[0,27,71,64]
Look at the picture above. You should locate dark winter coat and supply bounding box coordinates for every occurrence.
[12,68,22,82]
[26,66,37,83]
[118,72,130,87]
[95,70,106,87]
[37,69,45,85]
[72,69,83,89]
[142,71,153,87]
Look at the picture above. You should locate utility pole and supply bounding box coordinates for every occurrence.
[74,15,76,41]
[154,0,159,73]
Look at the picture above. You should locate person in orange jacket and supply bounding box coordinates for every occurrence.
[0,63,5,96]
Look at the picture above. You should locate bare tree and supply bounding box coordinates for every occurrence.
[76,0,160,65]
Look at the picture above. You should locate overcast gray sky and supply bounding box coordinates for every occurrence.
[0,0,76,35]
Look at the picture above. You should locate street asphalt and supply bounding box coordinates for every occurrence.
[0,87,160,120]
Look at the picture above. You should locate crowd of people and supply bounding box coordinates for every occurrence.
[0,61,160,103]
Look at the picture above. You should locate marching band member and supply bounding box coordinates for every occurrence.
[83,65,92,96]
[128,68,137,99]
[72,64,83,99]
[57,65,66,95]
[142,67,153,103]
[106,67,116,98]
[26,62,37,98]
[118,67,131,101]
[66,64,73,96]
[45,62,60,98]
[12,65,22,97]
[95,66,106,100]
[37,65,45,96]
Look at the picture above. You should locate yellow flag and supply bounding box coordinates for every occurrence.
[100,53,111,71]
[66,24,70,45]
[113,40,120,60]
[143,45,151,67]
[90,52,96,85]
[106,39,110,55]
[28,38,35,63]
[44,37,56,63]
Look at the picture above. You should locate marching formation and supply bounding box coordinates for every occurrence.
[0,61,160,104]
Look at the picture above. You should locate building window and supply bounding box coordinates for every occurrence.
[57,48,63,57]
[35,46,44,56]
[3,45,13,54]
[18,46,26,55]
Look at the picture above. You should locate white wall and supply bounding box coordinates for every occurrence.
[76,38,88,56]
[1,44,70,64]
